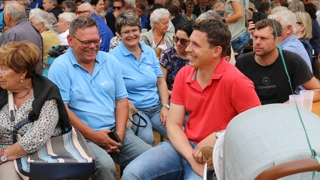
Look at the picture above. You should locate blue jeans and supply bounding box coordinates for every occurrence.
[121,141,202,180]
[132,104,167,145]
[231,29,249,57]
[87,127,152,180]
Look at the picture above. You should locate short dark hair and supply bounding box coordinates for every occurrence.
[255,19,282,39]
[167,5,180,17]
[192,19,231,57]
[304,3,317,19]
[69,16,98,36]
[257,2,272,13]
[116,10,141,35]
[113,0,125,6]
[136,3,145,11]
[175,21,193,37]
[186,1,195,6]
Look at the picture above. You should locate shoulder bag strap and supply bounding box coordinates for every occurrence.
[8,91,15,121]
[156,33,165,48]
[8,92,34,143]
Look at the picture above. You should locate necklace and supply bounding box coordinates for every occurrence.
[14,87,32,99]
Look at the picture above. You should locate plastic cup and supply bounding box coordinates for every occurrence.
[289,95,304,108]
[300,90,314,111]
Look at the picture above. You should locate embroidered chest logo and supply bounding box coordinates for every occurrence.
[262,77,270,86]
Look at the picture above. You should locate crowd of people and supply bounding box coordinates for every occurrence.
[1,0,320,179]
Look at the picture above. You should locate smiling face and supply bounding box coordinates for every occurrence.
[174,30,190,54]
[119,25,141,49]
[185,30,218,69]
[94,0,105,13]
[253,26,278,57]
[67,26,100,65]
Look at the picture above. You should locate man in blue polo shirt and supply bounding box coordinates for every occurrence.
[48,16,151,180]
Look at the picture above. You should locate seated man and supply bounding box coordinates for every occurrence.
[121,19,261,179]
[236,19,320,105]
[48,16,151,180]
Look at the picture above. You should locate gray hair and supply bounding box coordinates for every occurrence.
[196,10,222,22]
[62,1,77,13]
[150,8,170,29]
[69,16,98,36]
[271,6,288,14]
[78,2,96,14]
[212,2,224,11]
[19,0,31,6]
[29,8,56,30]
[5,1,27,21]
[46,0,58,6]
[288,0,305,12]
[115,10,141,35]
[268,10,296,33]
[59,12,77,22]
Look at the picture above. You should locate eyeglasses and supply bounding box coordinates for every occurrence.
[72,35,102,46]
[173,35,190,46]
[76,10,89,15]
[296,21,303,25]
[114,6,122,10]
[121,28,140,36]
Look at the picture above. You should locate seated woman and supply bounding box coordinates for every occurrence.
[57,12,77,45]
[0,41,69,180]
[29,8,61,67]
[160,22,193,97]
[141,8,175,53]
[182,1,197,22]
[110,10,169,145]
[295,11,313,63]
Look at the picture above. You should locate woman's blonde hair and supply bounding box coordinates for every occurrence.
[295,11,313,40]
[0,41,40,78]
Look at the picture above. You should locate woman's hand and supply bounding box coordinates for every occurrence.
[160,107,169,126]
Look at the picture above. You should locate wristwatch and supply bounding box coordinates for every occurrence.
[0,150,7,163]
[162,104,170,109]
[215,131,223,139]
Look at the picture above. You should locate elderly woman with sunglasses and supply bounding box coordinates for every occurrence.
[160,22,193,97]
[110,10,169,145]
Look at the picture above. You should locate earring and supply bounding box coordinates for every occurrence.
[20,78,23,83]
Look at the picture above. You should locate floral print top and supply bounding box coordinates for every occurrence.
[0,96,62,153]
[160,47,190,90]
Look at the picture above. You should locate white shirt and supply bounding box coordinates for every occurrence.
[59,29,69,46]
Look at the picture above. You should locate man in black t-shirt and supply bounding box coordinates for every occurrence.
[236,19,320,104]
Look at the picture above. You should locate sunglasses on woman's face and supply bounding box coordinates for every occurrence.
[173,35,190,46]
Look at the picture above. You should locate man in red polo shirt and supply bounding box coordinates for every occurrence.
[121,19,261,180]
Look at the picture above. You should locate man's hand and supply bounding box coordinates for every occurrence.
[248,21,255,36]
[160,107,168,126]
[189,158,205,177]
[192,131,219,166]
[92,130,122,153]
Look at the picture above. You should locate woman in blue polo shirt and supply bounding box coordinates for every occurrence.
[110,10,169,145]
